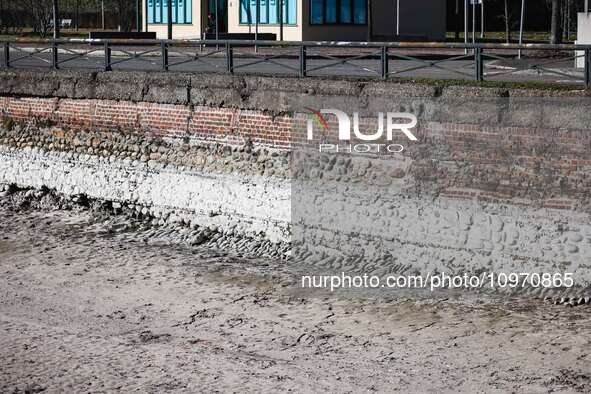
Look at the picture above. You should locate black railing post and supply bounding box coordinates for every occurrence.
[380,46,388,79]
[299,45,306,77]
[104,42,112,71]
[3,42,9,68]
[585,49,591,87]
[226,43,233,73]
[475,47,483,83]
[161,42,168,71]
[52,40,59,69]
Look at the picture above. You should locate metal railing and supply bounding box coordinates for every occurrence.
[1,38,590,86]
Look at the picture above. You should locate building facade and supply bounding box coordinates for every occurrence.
[143,0,445,41]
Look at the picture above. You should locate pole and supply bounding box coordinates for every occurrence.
[76,0,79,31]
[167,0,173,39]
[53,0,60,39]
[4,42,10,68]
[481,0,484,38]
[396,0,400,35]
[472,0,476,43]
[279,0,284,41]
[518,0,525,59]
[586,49,591,86]
[104,42,112,71]
[215,0,219,41]
[101,0,105,30]
[145,0,149,33]
[464,0,468,53]
[255,0,259,52]
[136,0,141,32]
[299,44,306,77]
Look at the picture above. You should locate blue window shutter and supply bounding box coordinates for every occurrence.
[260,0,268,24]
[269,0,277,24]
[251,0,258,23]
[154,0,161,23]
[287,0,295,24]
[353,0,366,24]
[326,0,337,23]
[340,0,351,23]
[148,0,154,23]
[311,0,323,24]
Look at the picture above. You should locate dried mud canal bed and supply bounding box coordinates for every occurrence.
[1,205,591,393]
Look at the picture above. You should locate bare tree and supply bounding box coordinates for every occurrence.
[496,0,519,43]
[503,0,511,43]
[75,0,79,30]
[20,0,54,37]
[111,0,133,31]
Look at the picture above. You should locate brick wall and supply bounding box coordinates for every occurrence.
[414,121,591,209]
[0,96,292,150]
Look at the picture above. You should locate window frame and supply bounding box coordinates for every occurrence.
[148,0,193,25]
[309,0,367,25]
[239,0,297,25]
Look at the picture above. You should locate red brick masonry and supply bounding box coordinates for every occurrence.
[0,96,292,150]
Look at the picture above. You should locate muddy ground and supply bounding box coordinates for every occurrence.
[1,206,591,393]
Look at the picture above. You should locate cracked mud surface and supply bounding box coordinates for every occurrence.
[1,207,591,393]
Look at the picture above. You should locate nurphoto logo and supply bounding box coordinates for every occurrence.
[305,108,418,153]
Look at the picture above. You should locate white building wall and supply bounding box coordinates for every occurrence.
[576,13,591,68]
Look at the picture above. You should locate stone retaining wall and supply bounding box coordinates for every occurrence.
[0,69,590,292]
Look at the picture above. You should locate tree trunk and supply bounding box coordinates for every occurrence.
[455,0,460,40]
[550,0,563,44]
[53,0,60,39]
[0,0,4,34]
[504,0,510,43]
[137,0,141,32]
[75,0,79,31]
[366,0,372,41]
[118,1,123,32]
